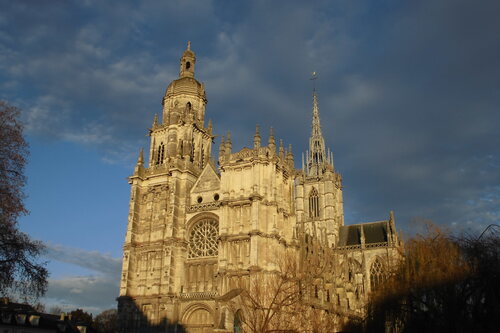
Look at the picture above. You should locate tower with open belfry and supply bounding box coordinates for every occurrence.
[117,44,402,333]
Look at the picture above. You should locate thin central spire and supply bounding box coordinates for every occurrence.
[305,74,333,177]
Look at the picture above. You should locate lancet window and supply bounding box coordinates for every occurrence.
[156,142,165,165]
[309,187,320,218]
[370,257,385,290]
[188,218,219,258]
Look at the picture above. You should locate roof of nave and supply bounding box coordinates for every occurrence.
[338,221,390,246]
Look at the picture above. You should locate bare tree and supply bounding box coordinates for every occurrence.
[356,222,500,332]
[0,101,47,299]
[94,309,118,333]
[232,246,344,333]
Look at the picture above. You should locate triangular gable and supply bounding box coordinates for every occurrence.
[191,162,220,193]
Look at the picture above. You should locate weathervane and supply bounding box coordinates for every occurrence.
[310,71,318,92]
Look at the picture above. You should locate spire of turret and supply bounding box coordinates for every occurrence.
[279,139,285,159]
[152,114,158,128]
[253,125,261,149]
[286,144,294,166]
[137,148,144,165]
[225,130,232,154]
[134,148,144,174]
[268,127,275,153]
[219,136,226,161]
[305,74,331,177]
[207,119,213,135]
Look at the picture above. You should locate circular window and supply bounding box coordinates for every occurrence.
[197,196,203,203]
[213,193,220,201]
[188,219,218,258]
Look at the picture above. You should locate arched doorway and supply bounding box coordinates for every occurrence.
[184,308,213,333]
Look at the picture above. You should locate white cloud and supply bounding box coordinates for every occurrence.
[43,275,119,315]
[44,243,121,278]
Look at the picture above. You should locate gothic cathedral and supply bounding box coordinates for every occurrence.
[117,44,401,332]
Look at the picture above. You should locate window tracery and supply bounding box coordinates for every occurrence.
[309,187,320,218]
[156,142,165,165]
[188,219,219,258]
[370,258,385,290]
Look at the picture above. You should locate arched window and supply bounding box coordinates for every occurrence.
[370,258,385,291]
[156,142,165,165]
[188,218,219,258]
[233,310,243,333]
[186,61,191,70]
[309,187,320,218]
[186,102,192,110]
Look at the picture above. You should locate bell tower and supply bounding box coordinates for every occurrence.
[179,41,195,78]
[118,43,216,332]
[147,42,212,169]
[296,74,344,246]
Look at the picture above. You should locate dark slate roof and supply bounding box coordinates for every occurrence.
[0,298,91,332]
[338,221,388,246]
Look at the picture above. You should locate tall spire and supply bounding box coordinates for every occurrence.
[306,73,330,177]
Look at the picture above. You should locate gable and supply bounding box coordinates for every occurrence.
[191,162,220,194]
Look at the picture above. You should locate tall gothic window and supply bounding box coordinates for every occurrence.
[309,187,320,218]
[156,142,165,165]
[188,218,219,258]
[370,258,385,291]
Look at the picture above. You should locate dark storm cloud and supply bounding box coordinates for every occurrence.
[1,0,499,234]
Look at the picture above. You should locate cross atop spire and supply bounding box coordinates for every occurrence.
[187,41,191,50]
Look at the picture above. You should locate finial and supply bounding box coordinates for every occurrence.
[208,119,213,133]
[279,139,285,159]
[187,41,191,50]
[254,124,261,149]
[137,148,144,165]
[225,130,232,154]
[218,136,226,163]
[152,114,158,128]
[268,127,276,153]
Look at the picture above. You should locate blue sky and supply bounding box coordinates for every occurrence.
[1,0,499,314]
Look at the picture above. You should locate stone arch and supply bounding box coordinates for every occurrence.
[370,256,386,291]
[182,303,214,333]
[342,258,362,283]
[186,213,219,259]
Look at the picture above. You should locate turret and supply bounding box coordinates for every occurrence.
[179,41,196,78]
[268,127,276,154]
[253,125,261,149]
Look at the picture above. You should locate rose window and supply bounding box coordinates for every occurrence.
[188,219,218,258]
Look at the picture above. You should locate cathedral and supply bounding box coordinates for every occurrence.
[117,43,402,332]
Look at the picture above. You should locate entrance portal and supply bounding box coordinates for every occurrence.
[185,308,213,333]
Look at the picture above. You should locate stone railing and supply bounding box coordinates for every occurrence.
[179,291,218,299]
[187,201,221,213]
[336,241,389,251]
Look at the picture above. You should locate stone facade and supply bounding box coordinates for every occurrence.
[117,44,402,333]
